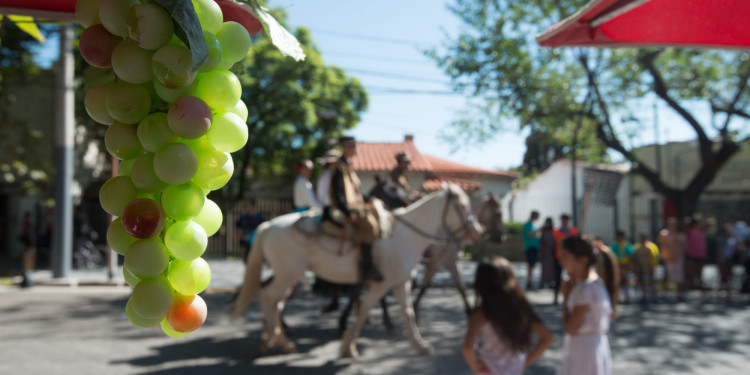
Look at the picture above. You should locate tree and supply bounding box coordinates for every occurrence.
[231,14,367,200]
[430,0,750,218]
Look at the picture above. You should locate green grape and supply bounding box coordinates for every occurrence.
[153,80,196,103]
[183,135,213,155]
[126,3,174,50]
[99,176,137,216]
[75,0,104,28]
[193,69,241,111]
[190,0,223,33]
[194,149,233,191]
[123,266,142,288]
[167,96,212,139]
[105,82,152,124]
[111,39,154,84]
[130,154,168,193]
[165,221,207,261]
[161,182,205,221]
[84,83,114,125]
[168,258,211,295]
[153,144,198,185]
[131,277,174,319]
[152,44,196,90]
[161,317,190,338]
[227,99,248,122]
[207,112,247,153]
[99,0,140,37]
[137,113,180,153]
[192,199,222,236]
[216,21,252,64]
[126,298,162,327]
[105,121,144,160]
[124,238,169,278]
[107,217,138,255]
[200,31,223,72]
[118,158,136,176]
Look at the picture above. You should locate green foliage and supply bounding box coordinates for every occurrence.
[430,0,750,176]
[503,221,523,236]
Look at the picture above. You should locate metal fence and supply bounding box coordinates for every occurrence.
[204,198,293,259]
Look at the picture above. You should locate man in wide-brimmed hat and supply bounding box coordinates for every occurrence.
[388,151,421,208]
[329,136,383,282]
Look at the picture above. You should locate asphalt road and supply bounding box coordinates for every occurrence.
[1,261,749,375]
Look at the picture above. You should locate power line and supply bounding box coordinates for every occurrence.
[342,67,448,84]
[311,28,430,46]
[324,50,432,65]
[365,86,463,96]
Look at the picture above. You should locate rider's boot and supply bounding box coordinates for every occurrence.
[361,243,384,282]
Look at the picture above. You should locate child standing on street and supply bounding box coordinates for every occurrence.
[558,235,619,375]
[463,257,554,375]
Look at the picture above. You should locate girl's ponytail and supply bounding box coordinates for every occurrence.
[596,243,620,319]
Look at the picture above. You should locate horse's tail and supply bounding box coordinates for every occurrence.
[230,222,268,322]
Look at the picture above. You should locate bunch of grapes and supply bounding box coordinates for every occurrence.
[76,0,253,337]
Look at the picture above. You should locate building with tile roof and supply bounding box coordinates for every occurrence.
[350,135,519,199]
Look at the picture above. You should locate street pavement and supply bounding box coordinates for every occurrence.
[1,260,749,375]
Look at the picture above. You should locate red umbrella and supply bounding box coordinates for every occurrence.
[537,0,750,49]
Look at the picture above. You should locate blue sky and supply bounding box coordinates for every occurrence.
[33,0,715,171]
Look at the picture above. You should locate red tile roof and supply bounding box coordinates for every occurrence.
[350,139,518,178]
[422,176,482,192]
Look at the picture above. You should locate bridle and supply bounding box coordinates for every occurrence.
[393,188,478,246]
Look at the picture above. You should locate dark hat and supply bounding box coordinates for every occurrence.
[316,149,342,164]
[338,136,356,145]
[395,152,412,162]
[560,214,570,220]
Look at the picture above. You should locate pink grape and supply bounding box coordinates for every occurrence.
[126,3,174,50]
[99,0,139,37]
[167,96,212,139]
[99,176,137,216]
[104,121,144,160]
[125,298,162,327]
[79,24,121,68]
[131,277,174,319]
[107,217,137,255]
[105,82,152,124]
[121,198,166,239]
[153,143,198,185]
[166,293,207,333]
[130,154,168,193]
[168,258,211,295]
[84,83,115,125]
[152,44,196,90]
[124,238,169,278]
[161,182,205,221]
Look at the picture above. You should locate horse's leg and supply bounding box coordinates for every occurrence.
[413,259,439,320]
[380,295,395,335]
[259,274,300,354]
[338,284,359,337]
[340,282,389,358]
[446,256,472,315]
[393,280,434,355]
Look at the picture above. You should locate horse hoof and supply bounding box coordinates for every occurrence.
[418,343,434,356]
[259,341,269,354]
[341,344,359,358]
[282,342,298,354]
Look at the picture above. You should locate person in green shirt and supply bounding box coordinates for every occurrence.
[610,230,634,303]
[523,211,541,289]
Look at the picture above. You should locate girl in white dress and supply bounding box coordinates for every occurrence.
[558,235,620,375]
[463,257,554,374]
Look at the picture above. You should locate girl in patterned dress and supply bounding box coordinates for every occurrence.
[558,235,620,375]
[463,257,554,374]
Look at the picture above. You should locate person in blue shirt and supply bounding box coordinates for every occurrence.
[523,211,541,289]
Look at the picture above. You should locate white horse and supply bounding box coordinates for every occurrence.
[231,184,482,357]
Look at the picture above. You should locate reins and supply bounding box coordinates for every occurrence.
[392,189,476,246]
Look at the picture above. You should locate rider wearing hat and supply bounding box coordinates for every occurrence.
[329,136,384,282]
[389,152,420,207]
